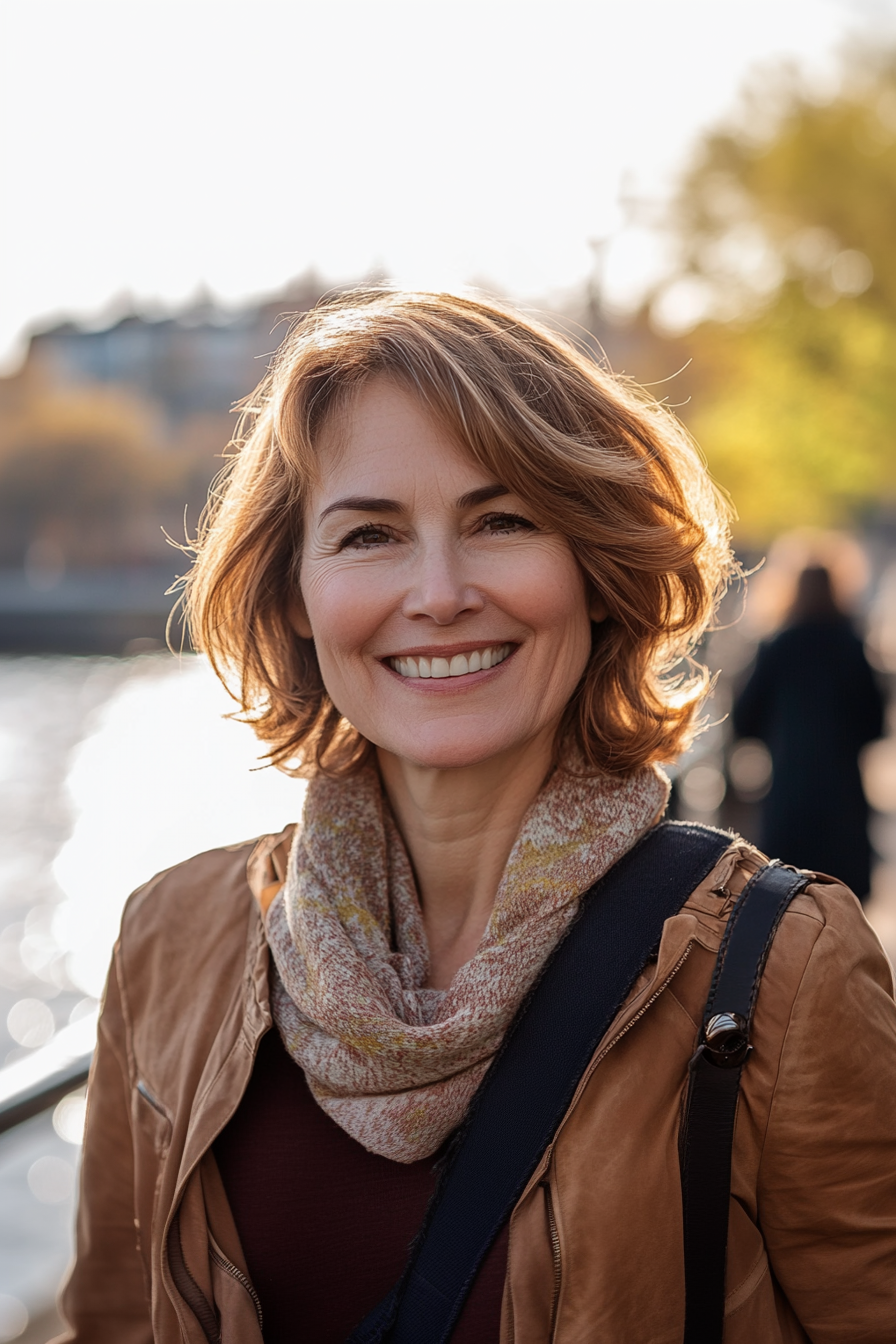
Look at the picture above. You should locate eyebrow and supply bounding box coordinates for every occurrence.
[317,496,400,523]
[317,483,509,524]
[458,483,510,509]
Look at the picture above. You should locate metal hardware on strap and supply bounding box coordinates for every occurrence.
[681,863,812,1344]
[702,1012,751,1069]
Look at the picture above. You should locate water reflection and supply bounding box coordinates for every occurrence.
[0,1112,79,1341]
[0,652,303,1331]
[52,654,303,999]
[0,656,129,1066]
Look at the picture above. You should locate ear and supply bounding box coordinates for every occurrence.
[589,593,609,623]
[288,594,314,640]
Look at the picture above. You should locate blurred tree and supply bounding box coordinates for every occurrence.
[0,368,218,568]
[653,49,896,539]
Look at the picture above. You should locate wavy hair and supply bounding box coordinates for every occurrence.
[183,288,735,775]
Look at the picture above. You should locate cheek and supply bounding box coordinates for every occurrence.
[300,564,391,659]
[504,551,591,649]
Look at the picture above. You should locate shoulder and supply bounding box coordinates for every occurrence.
[680,839,892,1009]
[769,864,889,992]
[672,843,896,1152]
[782,872,895,1001]
[753,873,895,1077]
[115,824,296,995]
[122,837,259,938]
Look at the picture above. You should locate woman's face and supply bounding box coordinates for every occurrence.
[297,377,596,771]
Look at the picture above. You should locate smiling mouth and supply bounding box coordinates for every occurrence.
[388,643,513,679]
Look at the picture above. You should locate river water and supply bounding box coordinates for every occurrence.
[0,653,304,1341]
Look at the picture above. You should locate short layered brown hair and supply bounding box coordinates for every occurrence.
[184,288,734,775]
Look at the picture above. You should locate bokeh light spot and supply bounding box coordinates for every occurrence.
[6,997,55,1049]
[680,763,727,813]
[0,1295,28,1343]
[27,1156,76,1205]
[53,1091,88,1146]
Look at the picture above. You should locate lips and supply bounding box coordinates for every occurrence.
[388,643,513,679]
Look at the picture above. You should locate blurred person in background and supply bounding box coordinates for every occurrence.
[733,564,886,901]
[54,293,896,1343]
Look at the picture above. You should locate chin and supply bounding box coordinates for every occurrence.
[382,726,520,772]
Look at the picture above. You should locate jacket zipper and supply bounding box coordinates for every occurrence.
[539,1179,562,1340]
[588,943,694,1076]
[209,1243,264,1331]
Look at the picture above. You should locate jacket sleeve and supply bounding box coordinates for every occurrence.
[759,887,896,1342]
[51,951,153,1344]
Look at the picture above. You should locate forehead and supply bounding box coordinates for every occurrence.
[314,376,489,493]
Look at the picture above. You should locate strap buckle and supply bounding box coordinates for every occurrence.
[702,1012,751,1069]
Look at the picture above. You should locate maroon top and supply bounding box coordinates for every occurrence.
[214,1028,508,1343]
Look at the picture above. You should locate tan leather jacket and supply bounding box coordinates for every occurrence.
[54,829,896,1343]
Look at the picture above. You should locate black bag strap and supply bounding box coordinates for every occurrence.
[680,861,812,1344]
[348,820,732,1344]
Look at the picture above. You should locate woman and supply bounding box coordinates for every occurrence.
[56,291,896,1343]
[733,565,885,900]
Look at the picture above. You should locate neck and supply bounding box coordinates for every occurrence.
[377,729,558,990]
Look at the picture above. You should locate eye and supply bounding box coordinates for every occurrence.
[478,511,537,536]
[340,524,395,550]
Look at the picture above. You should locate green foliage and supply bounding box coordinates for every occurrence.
[661,51,896,540]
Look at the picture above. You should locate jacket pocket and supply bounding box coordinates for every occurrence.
[168,1207,221,1343]
[724,1201,774,1324]
[209,1236,264,1344]
[134,1077,173,1154]
[132,1078,174,1295]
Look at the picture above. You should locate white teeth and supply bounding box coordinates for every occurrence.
[390,644,512,679]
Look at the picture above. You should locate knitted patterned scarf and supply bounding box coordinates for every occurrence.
[264,754,669,1162]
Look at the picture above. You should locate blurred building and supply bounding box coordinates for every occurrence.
[26,273,330,422]
[0,276,339,651]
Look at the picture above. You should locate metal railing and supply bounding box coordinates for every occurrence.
[0,1014,96,1136]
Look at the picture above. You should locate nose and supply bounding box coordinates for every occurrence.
[401,538,484,625]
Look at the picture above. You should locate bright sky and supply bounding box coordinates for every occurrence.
[1,0,894,369]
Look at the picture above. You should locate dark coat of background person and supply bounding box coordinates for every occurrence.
[733,567,886,900]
